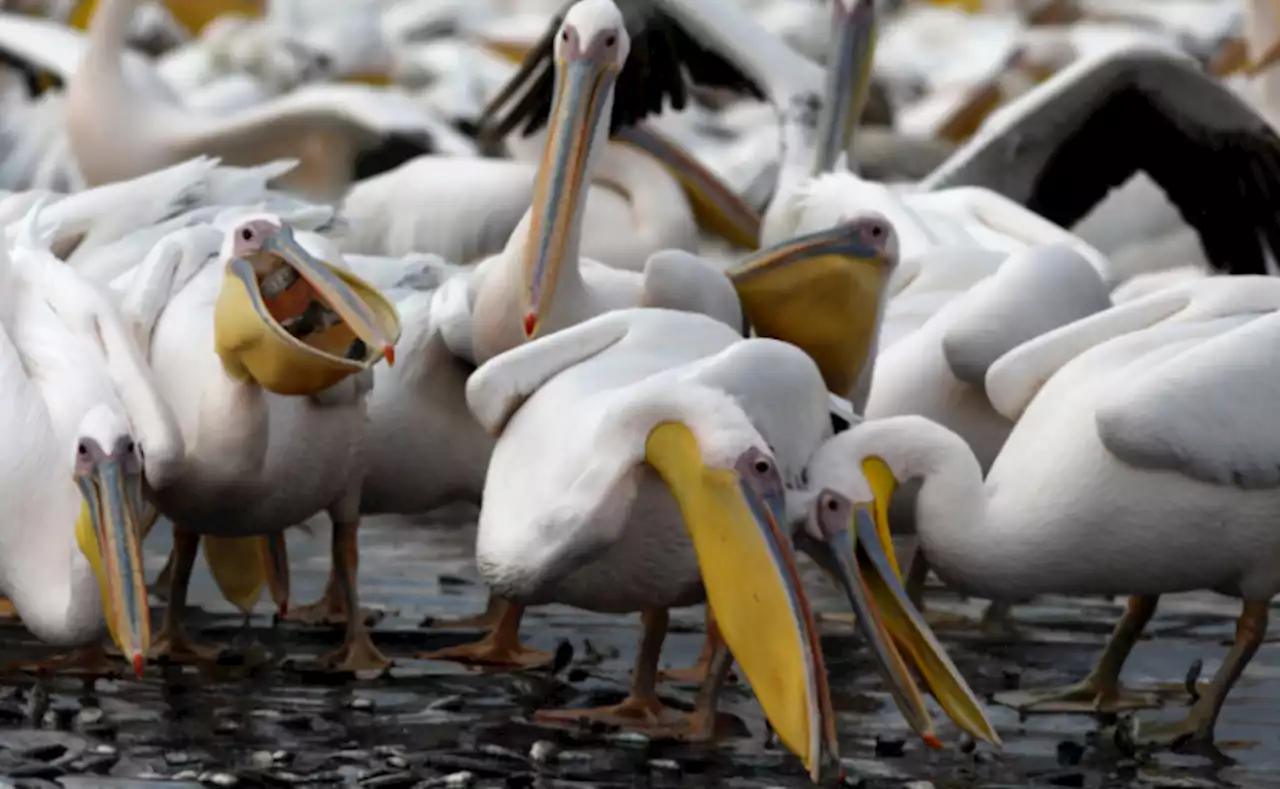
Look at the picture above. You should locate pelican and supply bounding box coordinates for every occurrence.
[0,202,183,676]
[466,306,997,767]
[923,40,1280,277]
[110,212,399,671]
[0,0,473,200]
[804,273,1280,752]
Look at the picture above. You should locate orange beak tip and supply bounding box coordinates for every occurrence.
[132,654,145,679]
[924,733,943,750]
[523,311,537,337]
[383,345,396,367]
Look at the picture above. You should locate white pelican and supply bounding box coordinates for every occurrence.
[0,1,473,200]
[0,202,182,676]
[804,273,1280,752]
[923,40,1280,277]
[467,306,997,766]
[112,211,399,672]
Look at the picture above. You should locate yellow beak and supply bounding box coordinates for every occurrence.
[613,125,762,250]
[799,490,1000,747]
[727,225,894,397]
[200,533,291,618]
[521,56,616,339]
[216,225,402,396]
[69,0,266,34]
[75,456,151,678]
[646,423,837,781]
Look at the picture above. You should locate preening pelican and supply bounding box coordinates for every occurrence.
[805,274,1280,751]
[0,203,182,676]
[113,212,398,671]
[466,306,997,770]
[0,0,471,199]
[923,41,1280,276]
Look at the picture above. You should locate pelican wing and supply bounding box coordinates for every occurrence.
[0,12,174,100]
[1095,309,1280,488]
[941,244,1110,389]
[166,83,474,162]
[465,309,634,435]
[923,43,1280,276]
[479,0,765,141]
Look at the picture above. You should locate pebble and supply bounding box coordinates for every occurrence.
[39,710,59,730]
[427,696,463,712]
[74,708,104,728]
[444,772,475,788]
[374,745,406,757]
[554,750,594,764]
[173,770,200,780]
[166,751,196,766]
[271,751,291,763]
[904,782,935,789]
[201,771,238,787]
[873,735,906,758]
[1056,740,1085,767]
[648,759,680,772]
[249,751,275,770]
[386,756,408,770]
[606,732,649,747]
[347,697,375,712]
[528,741,557,764]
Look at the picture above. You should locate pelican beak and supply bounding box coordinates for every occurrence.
[521,51,617,339]
[645,424,837,781]
[614,125,762,249]
[253,225,398,367]
[798,488,1000,748]
[727,225,894,396]
[75,452,150,678]
[812,0,878,174]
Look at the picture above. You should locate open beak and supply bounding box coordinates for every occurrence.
[645,424,837,781]
[75,457,150,678]
[254,225,397,366]
[614,125,761,250]
[521,54,616,339]
[798,491,1000,747]
[727,225,893,396]
[812,0,878,175]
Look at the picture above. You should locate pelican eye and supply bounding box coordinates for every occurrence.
[753,459,772,476]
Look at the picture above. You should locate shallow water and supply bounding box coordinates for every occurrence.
[3,509,1280,789]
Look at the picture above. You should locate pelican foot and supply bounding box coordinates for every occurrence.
[994,679,1162,714]
[149,627,220,664]
[4,646,120,678]
[1121,714,1222,759]
[319,633,391,673]
[416,637,554,669]
[282,595,379,627]
[657,662,738,685]
[923,609,979,630]
[419,609,505,631]
[535,692,688,733]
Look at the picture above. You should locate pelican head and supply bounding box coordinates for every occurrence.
[641,409,837,781]
[727,212,899,396]
[520,0,628,339]
[213,215,401,396]
[794,487,1000,749]
[73,405,151,678]
[812,0,878,174]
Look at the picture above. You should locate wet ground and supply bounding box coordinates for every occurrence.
[2,508,1279,789]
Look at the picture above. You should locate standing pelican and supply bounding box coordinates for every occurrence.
[113,213,399,671]
[0,203,183,676]
[467,306,997,766]
[804,274,1280,751]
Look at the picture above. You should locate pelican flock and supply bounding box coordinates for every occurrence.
[0,0,1273,782]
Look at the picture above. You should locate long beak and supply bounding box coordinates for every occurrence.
[812,0,878,175]
[727,227,893,396]
[75,458,150,678]
[800,503,1000,747]
[259,226,397,366]
[645,423,837,781]
[613,125,761,250]
[521,57,615,338]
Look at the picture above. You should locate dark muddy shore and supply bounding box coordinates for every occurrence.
[1,508,1278,789]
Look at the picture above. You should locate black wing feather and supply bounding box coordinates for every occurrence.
[1026,77,1280,276]
[479,0,764,141]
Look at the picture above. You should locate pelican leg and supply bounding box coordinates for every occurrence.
[978,600,1020,637]
[419,591,507,630]
[658,608,736,685]
[4,644,120,678]
[415,599,554,668]
[1130,601,1268,752]
[150,526,220,663]
[317,520,391,672]
[280,532,378,627]
[994,594,1162,713]
[264,532,290,618]
[682,627,736,742]
[537,608,689,732]
[147,548,175,602]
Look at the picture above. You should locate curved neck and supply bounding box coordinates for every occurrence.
[592,141,690,246]
[85,0,138,70]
